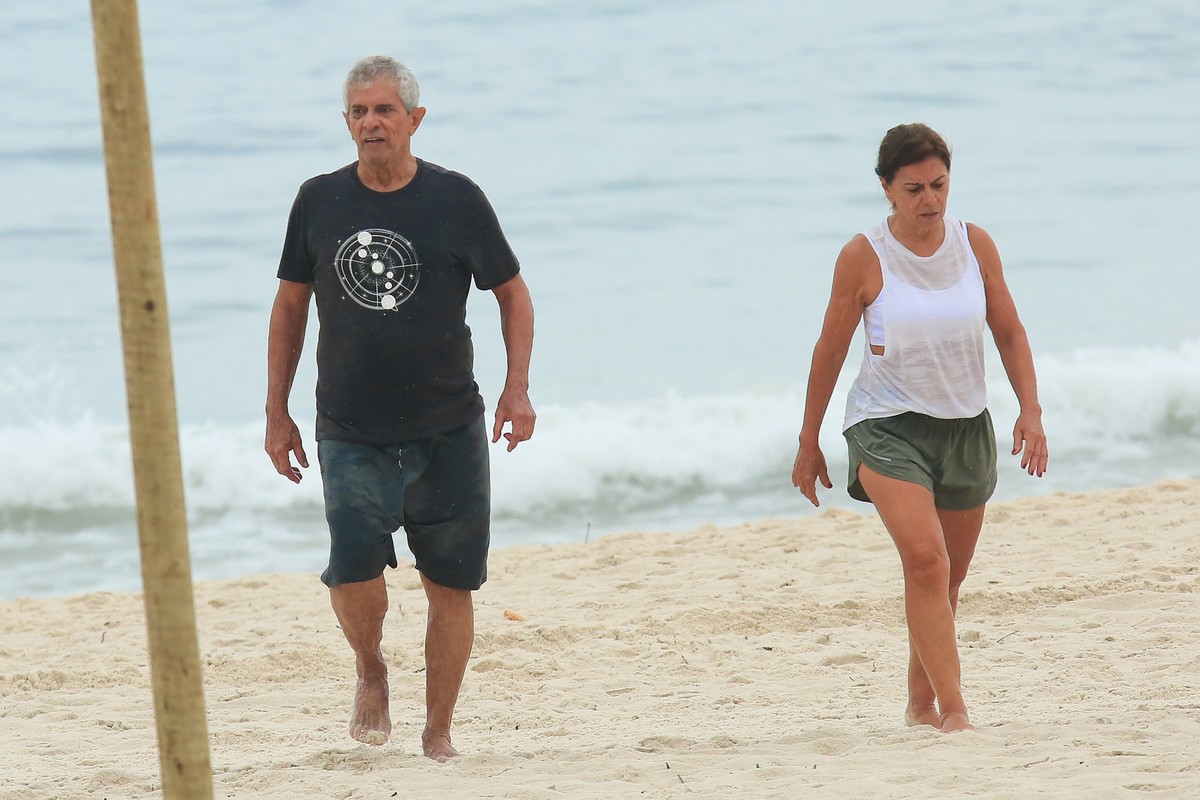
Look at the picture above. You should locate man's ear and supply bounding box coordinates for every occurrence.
[410,106,428,134]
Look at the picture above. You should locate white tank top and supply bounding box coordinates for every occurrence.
[842,215,988,431]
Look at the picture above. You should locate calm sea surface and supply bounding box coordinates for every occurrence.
[1,1,1198,598]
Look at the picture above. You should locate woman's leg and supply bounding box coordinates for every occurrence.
[903,505,984,730]
[857,465,980,732]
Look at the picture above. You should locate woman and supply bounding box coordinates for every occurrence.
[791,123,1048,733]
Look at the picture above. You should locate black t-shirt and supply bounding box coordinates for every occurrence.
[277,159,520,444]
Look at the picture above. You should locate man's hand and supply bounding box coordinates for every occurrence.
[492,386,536,452]
[265,412,309,483]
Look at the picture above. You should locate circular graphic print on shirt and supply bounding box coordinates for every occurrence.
[333,229,421,311]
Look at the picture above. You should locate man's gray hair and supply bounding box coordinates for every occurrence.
[343,56,420,113]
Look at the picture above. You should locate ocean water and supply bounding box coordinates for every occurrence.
[1,1,1198,599]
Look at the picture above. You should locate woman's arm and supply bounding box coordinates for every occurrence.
[793,235,880,505]
[970,223,1048,477]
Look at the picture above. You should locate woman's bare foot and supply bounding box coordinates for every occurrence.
[938,709,974,733]
[349,675,391,745]
[422,729,459,762]
[905,702,941,728]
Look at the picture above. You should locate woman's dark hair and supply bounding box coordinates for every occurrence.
[875,123,952,183]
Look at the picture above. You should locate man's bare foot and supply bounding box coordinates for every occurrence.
[422,729,459,762]
[938,709,974,733]
[905,703,941,728]
[349,675,391,745]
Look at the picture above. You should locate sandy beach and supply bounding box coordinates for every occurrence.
[3,479,1199,799]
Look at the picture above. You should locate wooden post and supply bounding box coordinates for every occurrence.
[90,1,214,797]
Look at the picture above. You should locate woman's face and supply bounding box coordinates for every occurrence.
[881,156,950,228]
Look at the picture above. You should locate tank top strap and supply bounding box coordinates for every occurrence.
[861,222,888,271]
[860,222,888,347]
[952,217,971,247]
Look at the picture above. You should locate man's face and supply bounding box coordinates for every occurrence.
[343,80,426,167]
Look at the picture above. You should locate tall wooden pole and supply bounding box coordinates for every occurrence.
[90,1,213,797]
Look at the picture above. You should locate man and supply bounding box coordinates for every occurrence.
[265,55,535,762]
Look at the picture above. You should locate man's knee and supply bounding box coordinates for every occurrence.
[422,574,473,614]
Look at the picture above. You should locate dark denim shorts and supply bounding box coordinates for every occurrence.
[844,410,998,511]
[317,416,491,590]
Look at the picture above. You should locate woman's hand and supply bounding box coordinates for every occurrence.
[792,440,833,507]
[1011,410,1048,477]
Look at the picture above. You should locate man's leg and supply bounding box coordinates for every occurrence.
[330,575,391,745]
[420,573,474,762]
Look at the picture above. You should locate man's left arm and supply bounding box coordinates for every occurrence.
[490,273,536,451]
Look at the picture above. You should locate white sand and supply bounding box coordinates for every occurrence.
[3,479,1199,799]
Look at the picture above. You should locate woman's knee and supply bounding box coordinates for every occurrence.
[902,547,951,588]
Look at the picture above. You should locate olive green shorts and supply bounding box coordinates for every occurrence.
[844,410,998,510]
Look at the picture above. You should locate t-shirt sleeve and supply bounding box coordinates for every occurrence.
[457,184,520,291]
[276,188,315,283]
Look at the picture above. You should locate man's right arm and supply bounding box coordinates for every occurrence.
[265,279,314,483]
